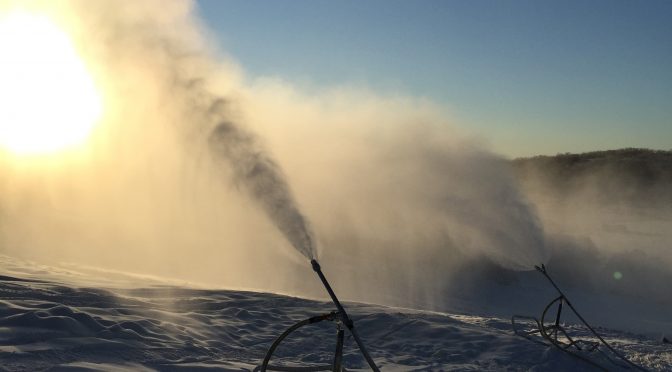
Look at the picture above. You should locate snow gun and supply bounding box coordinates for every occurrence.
[512,264,647,371]
[257,259,380,372]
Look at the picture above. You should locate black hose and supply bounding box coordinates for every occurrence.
[259,312,338,372]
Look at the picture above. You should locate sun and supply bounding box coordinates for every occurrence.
[0,10,102,156]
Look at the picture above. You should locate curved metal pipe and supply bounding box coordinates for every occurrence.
[535,264,648,371]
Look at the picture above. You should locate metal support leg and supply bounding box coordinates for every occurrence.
[332,325,345,372]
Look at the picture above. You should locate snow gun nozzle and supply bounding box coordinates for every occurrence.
[311,259,320,273]
[523,262,646,371]
[265,259,379,371]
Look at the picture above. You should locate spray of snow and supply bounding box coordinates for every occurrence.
[0,0,550,309]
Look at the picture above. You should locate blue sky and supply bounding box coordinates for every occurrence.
[195,0,671,157]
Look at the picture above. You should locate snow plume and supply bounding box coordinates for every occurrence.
[0,0,547,308]
[240,85,548,305]
[208,119,315,260]
[513,154,672,310]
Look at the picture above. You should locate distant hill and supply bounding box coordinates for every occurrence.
[512,148,672,208]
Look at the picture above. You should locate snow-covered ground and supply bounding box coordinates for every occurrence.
[0,254,669,371]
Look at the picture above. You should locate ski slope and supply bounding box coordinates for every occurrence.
[0,254,669,371]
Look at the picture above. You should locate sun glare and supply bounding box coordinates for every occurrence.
[0,10,102,156]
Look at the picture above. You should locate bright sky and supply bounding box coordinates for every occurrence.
[196,0,671,158]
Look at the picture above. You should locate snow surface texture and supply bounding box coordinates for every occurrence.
[0,255,669,371]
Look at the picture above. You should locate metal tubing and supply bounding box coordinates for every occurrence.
[310,260,380,372]
[535,264,648,371]
[332,328,344,372]
[311,260,349,325]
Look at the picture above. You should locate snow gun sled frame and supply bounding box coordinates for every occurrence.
[255,260,380,372]
[512,264,647,371]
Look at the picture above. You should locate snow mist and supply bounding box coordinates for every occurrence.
[0,0,547,309]
[208,120,315,260]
